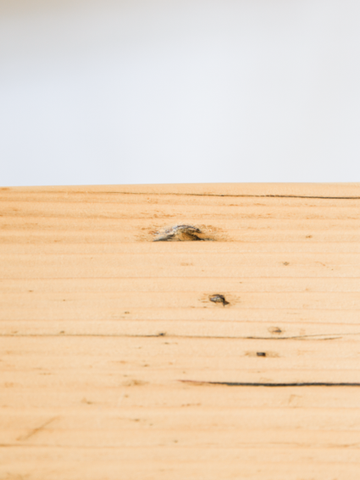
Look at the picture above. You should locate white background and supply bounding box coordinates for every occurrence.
[1,0,360,186]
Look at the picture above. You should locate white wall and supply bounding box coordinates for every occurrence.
[1,0,360,186]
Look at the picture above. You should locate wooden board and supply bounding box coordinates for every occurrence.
[1,183,360,480]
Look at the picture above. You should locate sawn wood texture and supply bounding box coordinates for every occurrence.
[1,183,360,479]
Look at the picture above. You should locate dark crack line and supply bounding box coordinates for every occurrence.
[112,192,360,200]
[16,416,58,442]
[7,189,360,200]
[0,333,345,340]
[180,380,360,387]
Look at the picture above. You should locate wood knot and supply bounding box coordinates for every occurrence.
[153,225,206,242]
[209,294,229,306]
[268,326,282,335]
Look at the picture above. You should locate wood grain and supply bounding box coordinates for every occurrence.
[1,183,360,480]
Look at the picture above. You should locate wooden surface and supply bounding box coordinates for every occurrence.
[1,183,360,480]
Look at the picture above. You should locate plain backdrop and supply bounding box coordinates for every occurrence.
[1,0,360,186]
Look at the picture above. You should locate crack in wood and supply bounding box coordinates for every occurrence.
[180,380,360,387]
[16,416,58,442]
[114,192,360,200]
[0,333,344,340]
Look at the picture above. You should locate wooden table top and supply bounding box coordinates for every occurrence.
[1,183,360,479]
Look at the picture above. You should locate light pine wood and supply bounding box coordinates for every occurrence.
[1,183,360,480]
